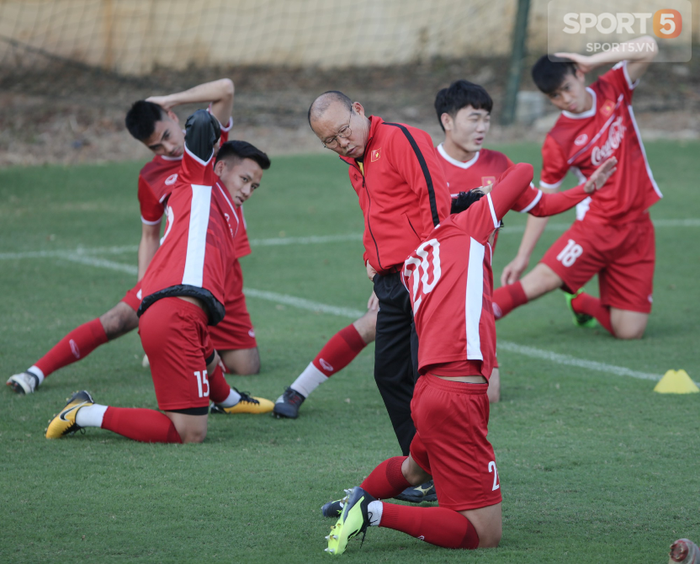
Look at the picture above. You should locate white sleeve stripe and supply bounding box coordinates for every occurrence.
[517,189,543,213]
[486,193,499,228]
[540,179,563,189]
[617,60,639,90]
[465,238,485,361]
[184,144,214,167]
[182,185,212,288]
[141,216,162,225]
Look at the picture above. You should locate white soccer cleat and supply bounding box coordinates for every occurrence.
[7,372,40,394]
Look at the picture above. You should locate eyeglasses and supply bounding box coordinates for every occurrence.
[322,109,353,149]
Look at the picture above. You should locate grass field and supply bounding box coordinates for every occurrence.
[1,141,699,563]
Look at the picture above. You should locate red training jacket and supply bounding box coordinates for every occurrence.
[340,116,451,274]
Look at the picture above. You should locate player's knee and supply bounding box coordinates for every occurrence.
[614,326,645,340]
[478,528,502,548]
[179,427,207,443]
[353,311,378,344]
[223,349,261,375]
[99,304,139,339]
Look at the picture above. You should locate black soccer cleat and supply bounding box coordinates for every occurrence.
[273,387,305,419]
[393,479,437,503]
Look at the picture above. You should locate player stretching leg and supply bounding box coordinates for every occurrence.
[494,36,660,339]
[9,78,256,393]
[323,159,616,555]
[45,111,273,443]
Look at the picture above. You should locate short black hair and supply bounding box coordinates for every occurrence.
[125,100,167,141]
[531,55,578,95]
[215,140,271,170]
[434,80,493,131]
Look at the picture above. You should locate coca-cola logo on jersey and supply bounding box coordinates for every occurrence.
[591,116,626,166]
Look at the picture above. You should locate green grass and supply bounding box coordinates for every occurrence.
[1,141,699,563]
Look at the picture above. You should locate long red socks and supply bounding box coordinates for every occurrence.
[360,456,410,499]
[571,292,613,334]
[34,317,108,377]
[491,282,528,320]
[208,365,231,404]
[101,407,182,443]
[312,324,367,376]
[380,504,480,549]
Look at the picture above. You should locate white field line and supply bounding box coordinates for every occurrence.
[5,241,697,386]
[1,218,698,261]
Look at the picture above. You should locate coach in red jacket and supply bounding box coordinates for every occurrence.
[309,91,451,455]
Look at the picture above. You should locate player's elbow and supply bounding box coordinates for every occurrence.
[220,78,235,97]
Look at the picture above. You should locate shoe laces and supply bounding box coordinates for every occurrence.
[232,387,260,405]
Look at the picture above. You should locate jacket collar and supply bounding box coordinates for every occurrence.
[339,115,383,167]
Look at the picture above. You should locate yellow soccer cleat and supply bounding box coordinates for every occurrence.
[210,389,274,414]
[45,390,94,439]
[324,486,376,555]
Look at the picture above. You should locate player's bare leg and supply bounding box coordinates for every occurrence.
[460,503,502,548]
[519,263,563,300]
[487,367,500,403]
[99,301,139,339]
[164,412,208,443]
[610,309,648,340]
[219,347,261,375]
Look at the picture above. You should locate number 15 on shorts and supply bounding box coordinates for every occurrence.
[194,370,210,398]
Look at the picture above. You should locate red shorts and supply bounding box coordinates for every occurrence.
[120,281,143,312]
[139,298,215,411]
[209,260,257,350]
[540,215,655,313]
[409,373,502,511]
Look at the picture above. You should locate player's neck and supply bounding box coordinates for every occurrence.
[442,138,478,164]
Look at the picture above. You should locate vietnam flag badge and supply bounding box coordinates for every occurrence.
[601,99,615,117]
[371,148,381,162]
[481,176,496,186]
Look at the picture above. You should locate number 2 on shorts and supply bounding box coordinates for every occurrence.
[488,460,500,491]
[556,238,583,267]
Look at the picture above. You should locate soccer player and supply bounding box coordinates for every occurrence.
[8,79,260,394]
[275,80,601,417]
[45,110,273,444]
[494,36,660,338]
[323,158,616,555]
[307,91,452,459]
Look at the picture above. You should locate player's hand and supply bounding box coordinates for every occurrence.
[367,291,379,311]
[145,95,175,111]
[366,260,378,281]
[584,157,618,193]
[501,255,529,286]
[554,52,595,73]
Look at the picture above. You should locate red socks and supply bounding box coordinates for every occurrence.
[492,281,528,320]
[571,292,613,334]
[34,317,108,377]
[360,456,410,499]
[312,323,367,377]
[208,364,232,404]
[380,504,480,549]
[102,407,182,443]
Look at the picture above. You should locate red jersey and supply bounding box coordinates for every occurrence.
[136,116,252,258]
[437,144,589,218]
[139,112,238,325]
[540,61,662,223]
[402,164,534,378]
[341,116,451,274]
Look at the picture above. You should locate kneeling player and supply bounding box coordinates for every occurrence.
[322,158,617,554]
[45,110,273,444]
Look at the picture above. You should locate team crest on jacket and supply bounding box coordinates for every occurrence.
[601,100,615,117]
[574,133,588,146]
[371,148,381,162]
[165,173,178,185]
[481,176,496,186]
